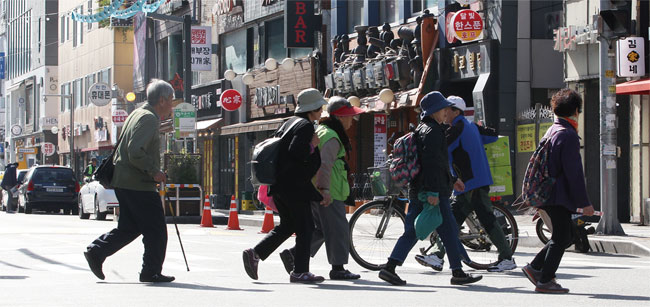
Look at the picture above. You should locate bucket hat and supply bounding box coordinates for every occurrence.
[420,91,453,119]
[295,88,328,113]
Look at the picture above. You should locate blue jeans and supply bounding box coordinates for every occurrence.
[388,195,467,270]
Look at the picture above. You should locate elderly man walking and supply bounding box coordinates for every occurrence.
[83,79,175,283]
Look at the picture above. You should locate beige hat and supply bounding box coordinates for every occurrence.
[295,88,327,113]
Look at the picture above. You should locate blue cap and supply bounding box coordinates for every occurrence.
[420,91,453,119]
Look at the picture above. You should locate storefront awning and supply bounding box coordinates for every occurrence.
[219,117,288,136]
[616,79,650,95]
[196,118,223,130]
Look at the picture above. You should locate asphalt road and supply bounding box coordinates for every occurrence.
[0,212,649,307]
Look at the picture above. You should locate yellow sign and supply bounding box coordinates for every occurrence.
[517,124,536,153]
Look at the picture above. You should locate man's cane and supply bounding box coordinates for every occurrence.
[161,185,190,271]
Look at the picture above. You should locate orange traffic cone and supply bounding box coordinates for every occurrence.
[200,195,214,228]
[259,205,275,234]
[226,195,243,230]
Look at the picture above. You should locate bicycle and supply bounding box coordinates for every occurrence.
[348,166,519,271]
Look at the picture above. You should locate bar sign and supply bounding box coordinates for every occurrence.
[285,0,314,48]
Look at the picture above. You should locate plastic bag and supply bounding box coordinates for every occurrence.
[415,203,443,240]
[257,185,277,212]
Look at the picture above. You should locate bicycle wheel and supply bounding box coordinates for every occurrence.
[349,199,406,271]
[463,203,519,270]
[536,218,551,244]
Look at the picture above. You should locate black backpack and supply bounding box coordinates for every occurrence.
[251,117,304,185]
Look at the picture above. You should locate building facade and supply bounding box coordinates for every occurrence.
[58,0,134,177]
[2,0,59,169]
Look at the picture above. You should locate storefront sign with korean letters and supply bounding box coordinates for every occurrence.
[450,9,483,42]
[42,142,55,156]
[88,82,112,107]
[191,26,212,71]
[174,103,197,138]
[255,85,281,107]
[617,37,645,77]
[374,114,387,167]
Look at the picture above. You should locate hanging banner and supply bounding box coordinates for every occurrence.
[374,114,387,167]
[285,0,315,48]
[191,26,212,71]
[617,37,645,77]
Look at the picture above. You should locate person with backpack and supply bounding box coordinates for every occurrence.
[379,91,482,286]
[278,96,363,280]
[415,96,516,272]
[243,88,327,283]
[522,88,594,294]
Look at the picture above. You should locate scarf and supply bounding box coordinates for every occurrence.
[559,116,578,131]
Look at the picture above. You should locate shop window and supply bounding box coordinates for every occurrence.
[157,38,169,80]
[221,29,247,74]
[412,0,437,14]
[84,74,95,106]
[61,83,70,112]
[25,85,32,125]
[290,48,311,59]
[168,35,183,81]
[73,79,83,109]
[265,18,286,61]
[60,15,65,43]
[347,0,365,34]
[380,0,397,25]
[531,0,563,39]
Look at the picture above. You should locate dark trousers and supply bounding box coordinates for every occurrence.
[530,205,574,283]
[254,193,314,274]
[87,188,168,276]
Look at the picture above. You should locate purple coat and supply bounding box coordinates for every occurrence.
[544,118,591,212]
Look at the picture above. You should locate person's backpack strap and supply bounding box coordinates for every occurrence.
[276,117,305,140]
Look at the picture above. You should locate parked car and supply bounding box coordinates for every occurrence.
[78,178,119,220]
[1,169,29,211]
[17,165,79,214]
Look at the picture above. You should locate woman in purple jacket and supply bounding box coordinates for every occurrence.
[522,88,595,294]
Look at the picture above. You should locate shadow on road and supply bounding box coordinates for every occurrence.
[434,284,650,301]
[257,279,437,292]
[17,248,87,271]
[146,282,272,292]
[0,275,28,279]
[0,260,31,270]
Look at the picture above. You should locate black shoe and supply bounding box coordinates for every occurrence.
[83,250,105,280]
[378,269,406,286]
[279,249,294,275]
[450,271,482,285]
[139,273,175,283]
[330,269,361,280]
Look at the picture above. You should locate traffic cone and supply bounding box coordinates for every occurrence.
[226,195,243,230]
[259,205,275,234]
[200,195,214,228]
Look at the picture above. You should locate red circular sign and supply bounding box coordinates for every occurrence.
[450,9,483,42]
[446,12,458,44]
[221,89,243,111]
[112,109,128,126]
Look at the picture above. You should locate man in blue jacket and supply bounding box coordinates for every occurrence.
[415,96,516,272]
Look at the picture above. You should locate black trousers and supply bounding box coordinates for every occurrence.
[530,205,574,283]
[254,193,314,274]
[87,188,168,277]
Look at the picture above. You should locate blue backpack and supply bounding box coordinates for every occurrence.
[522,129,563,208]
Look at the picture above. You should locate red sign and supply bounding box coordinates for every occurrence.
[112,109,129,126]
[450,9,483,42]
[42,142,55,156]
[221,89,243,111]
[374,114,387,133]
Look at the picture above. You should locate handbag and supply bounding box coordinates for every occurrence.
[94,131,124,189]
[415,203,443,240]
[257,184,278,212]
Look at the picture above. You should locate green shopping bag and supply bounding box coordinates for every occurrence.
[415,203,443,240]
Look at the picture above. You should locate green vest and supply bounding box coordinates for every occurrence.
[316,125,349,201]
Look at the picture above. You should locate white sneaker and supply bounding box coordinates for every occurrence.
[414,254,444,271]
[487,258,517,272]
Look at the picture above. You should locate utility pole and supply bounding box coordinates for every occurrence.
[597,0,625,235]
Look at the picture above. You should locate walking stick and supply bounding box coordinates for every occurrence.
[163,186,190,272]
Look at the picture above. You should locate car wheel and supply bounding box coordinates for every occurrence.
[94,196,106,221]
[24,202,32,214]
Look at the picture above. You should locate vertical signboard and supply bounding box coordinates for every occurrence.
[374,114,387,167]
[174,102,197,138]
[191,26,212,71]
[617,37,645,77]
[133,12,147,91]
[285,0,315,48]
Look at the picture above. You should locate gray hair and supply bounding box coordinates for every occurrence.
[146,79,175,106]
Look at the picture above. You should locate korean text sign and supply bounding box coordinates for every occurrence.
[191,26,212,71]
